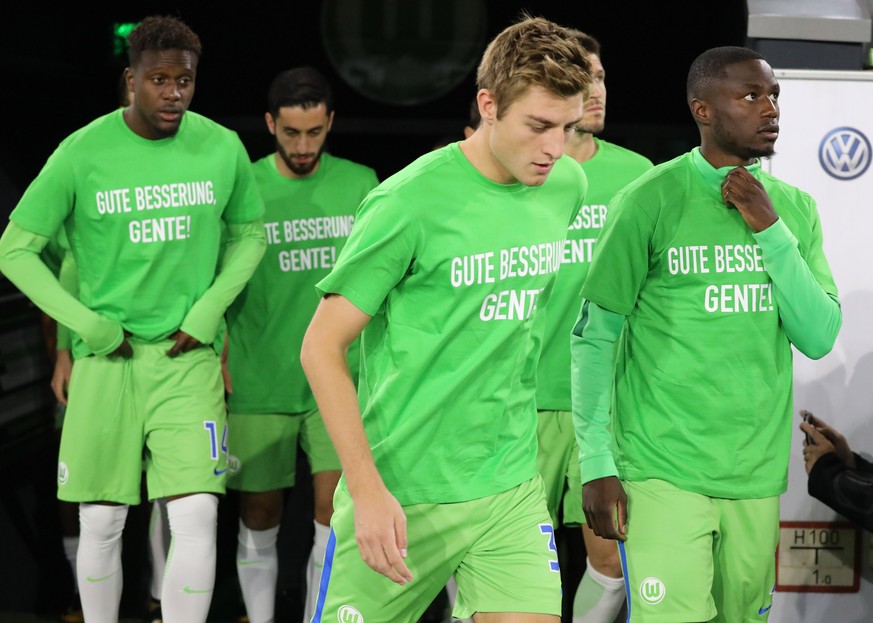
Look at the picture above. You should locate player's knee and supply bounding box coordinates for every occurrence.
[313,470,340,524]
[239,491,283,529]
[79,503,129,542]
[587,539,623,578]
[313,497,334,525]
[590,550,623,578]
[167,493,218,538]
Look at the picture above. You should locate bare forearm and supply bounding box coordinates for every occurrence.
[301,302,383,497]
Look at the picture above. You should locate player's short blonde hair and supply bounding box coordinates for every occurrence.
[477,15,592,118]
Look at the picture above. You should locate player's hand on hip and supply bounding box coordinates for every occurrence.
[721,166,778,233]
[582,476,628,541]
[51,349,73,405]
[108,338,133,359]
[353,485,413,585]
[167,330,203,357]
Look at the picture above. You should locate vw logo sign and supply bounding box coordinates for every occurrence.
[818,127,871,180]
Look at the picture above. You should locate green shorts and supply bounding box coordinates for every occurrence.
[226,408,340,492]
[313,476,562,623]
[57,340,227,505]
[537,410,583,526]
[621,479,779,622]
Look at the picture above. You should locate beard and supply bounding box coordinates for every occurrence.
[276,138,325,177]
[739,144,776,160]
[576,118,605,135]
[713,119,776,160]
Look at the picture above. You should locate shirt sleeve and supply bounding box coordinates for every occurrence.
[0,222,123,355]
[754,216,841,359]
[570,300,626,483]
[579,191,655,315]
[316,189,420,316]
[54,249,79,351]
[180,220,267,344]
[221,138,267,225]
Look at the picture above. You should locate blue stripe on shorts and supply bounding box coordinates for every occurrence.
[618,540,631,622]
[311,527,337,623]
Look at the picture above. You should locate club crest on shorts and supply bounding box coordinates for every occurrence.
[337,605,363,623]
[227,454,241,474]
[57,461,69,485]
[639,576,666,605]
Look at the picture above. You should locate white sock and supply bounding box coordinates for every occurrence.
[62,535,79,592]
[237,519,279,623]
[572,557,626,623]
[162,494,218,623]
[77,503,128,623]
[303,521,330,623]
[149,498,170,601]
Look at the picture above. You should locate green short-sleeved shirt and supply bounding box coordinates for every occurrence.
[10,109,264,358]
[536,138,653,410]
[226,153,378,414]
[317,143,587,506]
[580,149,838,499]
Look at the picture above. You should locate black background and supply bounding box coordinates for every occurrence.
[0,1,749,196]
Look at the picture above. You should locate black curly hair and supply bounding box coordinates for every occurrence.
[128,15,202,67]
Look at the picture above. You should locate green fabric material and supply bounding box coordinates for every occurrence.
[753,219,842,358]
[576,149,840,498]
[6,108,265,358]
[55,248,79,351]
[317,143,587,505]
[0,223,124,355]
[570,301,625,483]
[227,152,378,414]
[180,220,267,345]
[537,138,652,410]
[39,227,77,352]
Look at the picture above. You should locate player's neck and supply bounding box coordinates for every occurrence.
[565,131,598,164]
[459,128,516,185]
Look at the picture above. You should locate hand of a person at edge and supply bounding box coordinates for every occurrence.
[721,166,778,233]
[352,484,414,585]
[220,338,232,394]
[167,330,202,357]
[801,410,855,469]
[802,424,838,474]
[108,338,133,359]
[51,348,73,405]
[582,476,628,541]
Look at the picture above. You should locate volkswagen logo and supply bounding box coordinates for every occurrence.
[818,127,871,181]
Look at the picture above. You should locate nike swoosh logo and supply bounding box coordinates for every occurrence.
[86,570,118,583]
[183,586,213,594]
[758,605,772,615]
[214,468,228,476]
[237,559,262,566]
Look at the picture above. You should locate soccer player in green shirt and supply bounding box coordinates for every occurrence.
[300,15,592,623]
[224,66,378,623]
[572,46,842,622]
[533,30,653,623]
[0,16,266,623]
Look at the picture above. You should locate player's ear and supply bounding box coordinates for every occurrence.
[690,98,710,126]
[265,112,277,135]
[478,89,496,126]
